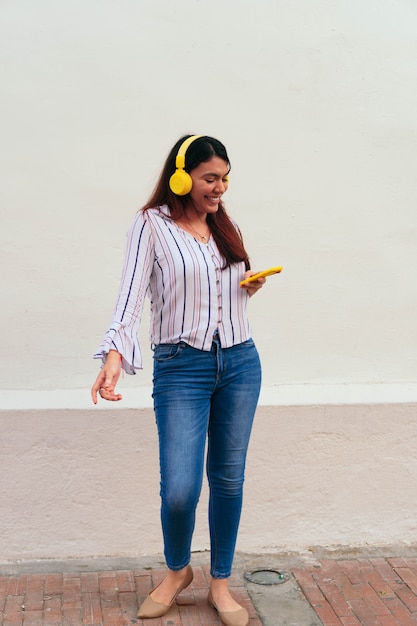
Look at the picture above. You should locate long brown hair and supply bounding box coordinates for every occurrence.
[142,135,250,269]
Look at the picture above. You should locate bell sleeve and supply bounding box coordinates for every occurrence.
[93,211,154,374]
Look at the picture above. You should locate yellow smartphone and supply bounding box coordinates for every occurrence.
[240,266,283,286]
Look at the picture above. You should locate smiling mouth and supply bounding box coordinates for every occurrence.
[205,196,221,203]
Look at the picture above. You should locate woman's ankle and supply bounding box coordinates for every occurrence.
[209,578,243,611]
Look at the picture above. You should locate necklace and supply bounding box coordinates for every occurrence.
[184,220,210,242]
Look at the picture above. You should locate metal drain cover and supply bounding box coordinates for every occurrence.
[244,568,290,585]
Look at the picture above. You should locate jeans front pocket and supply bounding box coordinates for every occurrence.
[153,342,186,363]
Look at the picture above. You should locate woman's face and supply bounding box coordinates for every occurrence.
[187,156,229,216]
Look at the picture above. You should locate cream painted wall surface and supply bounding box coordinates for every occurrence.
[1,403,417,562]
[1,0,417,563]
[1,0,417,392]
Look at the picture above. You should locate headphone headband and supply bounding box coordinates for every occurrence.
[175,135,202,170]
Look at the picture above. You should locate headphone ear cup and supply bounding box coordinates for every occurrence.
[169,170,193,196]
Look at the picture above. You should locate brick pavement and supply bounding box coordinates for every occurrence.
[0,564,262,626]
[293,556,417,625]
[4,555,417,625]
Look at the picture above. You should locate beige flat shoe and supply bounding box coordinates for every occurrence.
[137,565,193,619]
[208,591,249,626]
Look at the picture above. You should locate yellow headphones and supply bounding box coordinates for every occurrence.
[169,134,230,196]
[169,135,202,196]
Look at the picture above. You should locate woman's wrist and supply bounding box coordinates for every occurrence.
[108,350,123,361]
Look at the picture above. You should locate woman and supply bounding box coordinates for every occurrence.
[91,135,265,626]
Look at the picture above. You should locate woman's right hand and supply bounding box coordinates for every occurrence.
[91,350,123,404]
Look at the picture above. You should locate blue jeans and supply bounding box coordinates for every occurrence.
[152,335,262,579]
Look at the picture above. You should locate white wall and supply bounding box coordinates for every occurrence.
[1,0,417,561]
[1,0,417,391]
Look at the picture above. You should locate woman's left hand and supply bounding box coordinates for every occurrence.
[240,271,266,297]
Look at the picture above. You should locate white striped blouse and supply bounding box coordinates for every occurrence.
[94,205,252,374]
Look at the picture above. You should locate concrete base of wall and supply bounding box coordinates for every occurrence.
[1,385,416,562]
